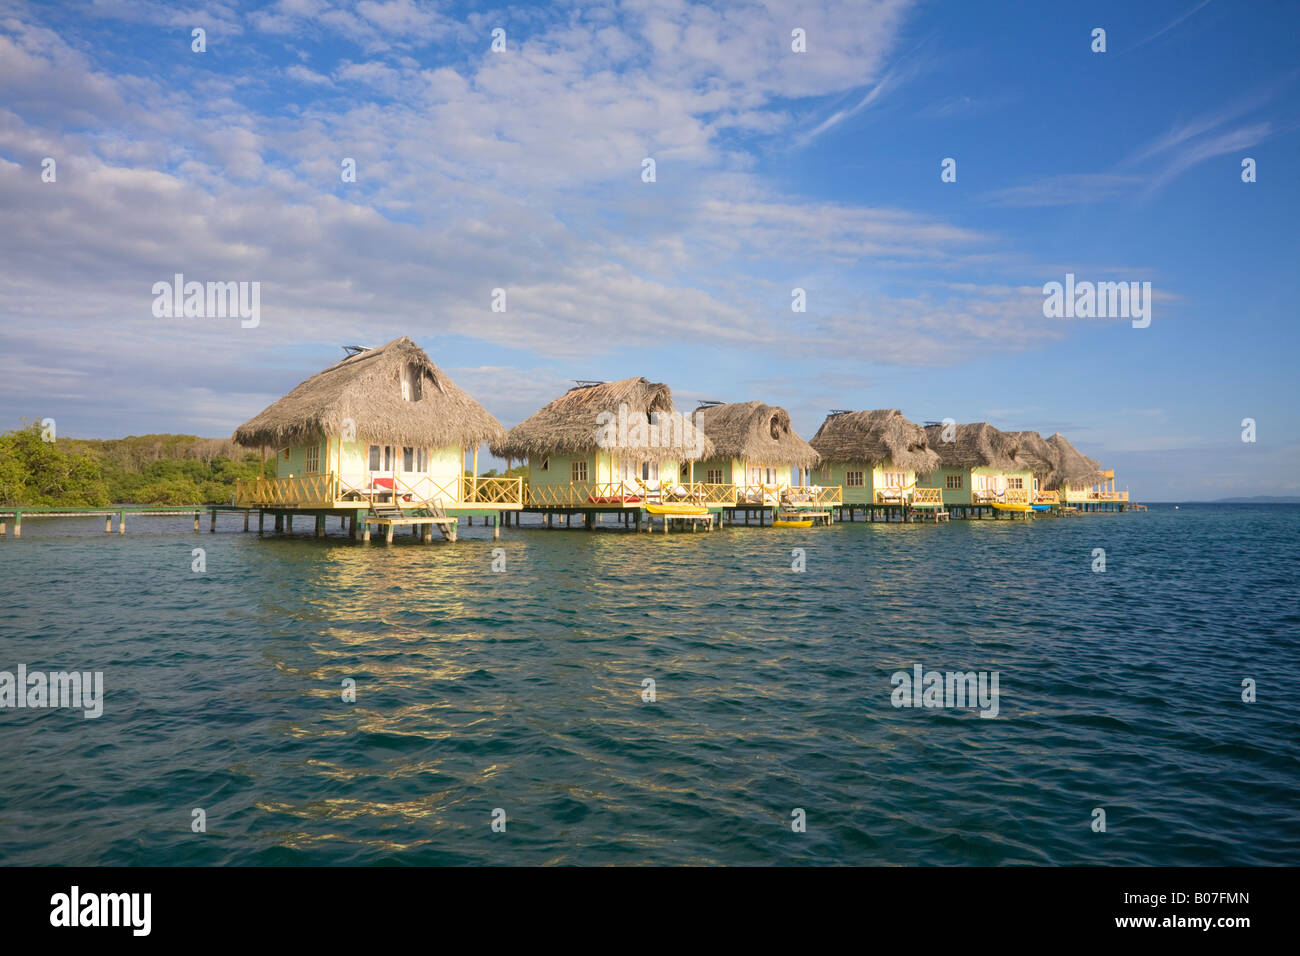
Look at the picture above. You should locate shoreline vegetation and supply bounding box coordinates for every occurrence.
[0,423,525,508]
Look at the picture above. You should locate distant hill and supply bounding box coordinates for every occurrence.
[1214,496,1300,504]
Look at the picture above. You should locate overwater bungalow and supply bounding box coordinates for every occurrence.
[1046,434,1126,507]
[490,377,714,508]
[1006,430,1061,506]
[917,422,1035,513]
[231,337,522,520]
[690,401,825,507]
[809,409,942,510]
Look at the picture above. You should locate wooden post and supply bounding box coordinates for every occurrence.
[244,511,250,532]
[210,510,217,533]
[118,512,125,534]
[384,523,394,545]
[286,515,294,533]
[13,514,21,537]
[316,514,326,538]
[493,516,500,540]
[105,515,112,533]
[363,521,371,543]
[258,511,264,535]
[274,514,283,533]
[0,519,6,536]
[194,513,200,532]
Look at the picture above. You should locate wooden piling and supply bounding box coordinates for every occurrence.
[105,515,112,533]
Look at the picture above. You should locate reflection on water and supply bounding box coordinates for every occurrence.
[1,506,1298,865]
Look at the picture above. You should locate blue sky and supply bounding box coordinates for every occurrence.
[1,0,1296,499]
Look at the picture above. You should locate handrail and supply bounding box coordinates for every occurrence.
[235,472,523,509]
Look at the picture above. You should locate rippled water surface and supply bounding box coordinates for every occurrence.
[1,504,1297,865]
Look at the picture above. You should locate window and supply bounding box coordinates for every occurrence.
[1007,477,1024,490]
[619,459,658,482]
[706,468,723,484]
[403,446,414,472]
[282,448,290,461]
[401,365,422,402]
[305,444,320,474]
[945,474,963,489]
[572,460,588,482]
[417,449,429,472]
[368,445,393,471]
[882,470,905,488]
[748,465,762,485]
[846,471,865,488]
[539,457,549,471]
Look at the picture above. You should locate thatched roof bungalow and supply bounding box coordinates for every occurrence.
[691,401,819,501]
[233,336,508,508]
[917,422,1035,507]
[1044,433,1120,502]
[809,409,941,505]
[491,377,712,505]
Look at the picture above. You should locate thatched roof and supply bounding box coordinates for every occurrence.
[692,401,819,469]
[1045,433,1106,488]
[809,409,941,473]
[1006,430,1056,480]
[233,337,505,449]
[490,377,714,462]
[923,422,1025,472]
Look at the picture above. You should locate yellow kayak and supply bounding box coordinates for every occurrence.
[772,512,813,528]
[644,503,708,516]
[991,502,1032,512]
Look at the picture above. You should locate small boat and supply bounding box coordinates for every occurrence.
[1031,503,1051,512]
[772,510,813,528]
[991,502,1032,513]
[644,503,708,516]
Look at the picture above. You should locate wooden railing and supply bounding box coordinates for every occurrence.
[1063,488,1129,503]
[873,483,916,505]
[663,482,737,505]
[1034,490,1060,505]
[464,476,525,505]
[521,481,842,509]
[527,481,643,507]
[973,487,1032,506]
[911,488,944,507]
[236,472,523,509]
[236,473,338,508]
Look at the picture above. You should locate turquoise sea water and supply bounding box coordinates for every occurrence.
[0,504,1296,865]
